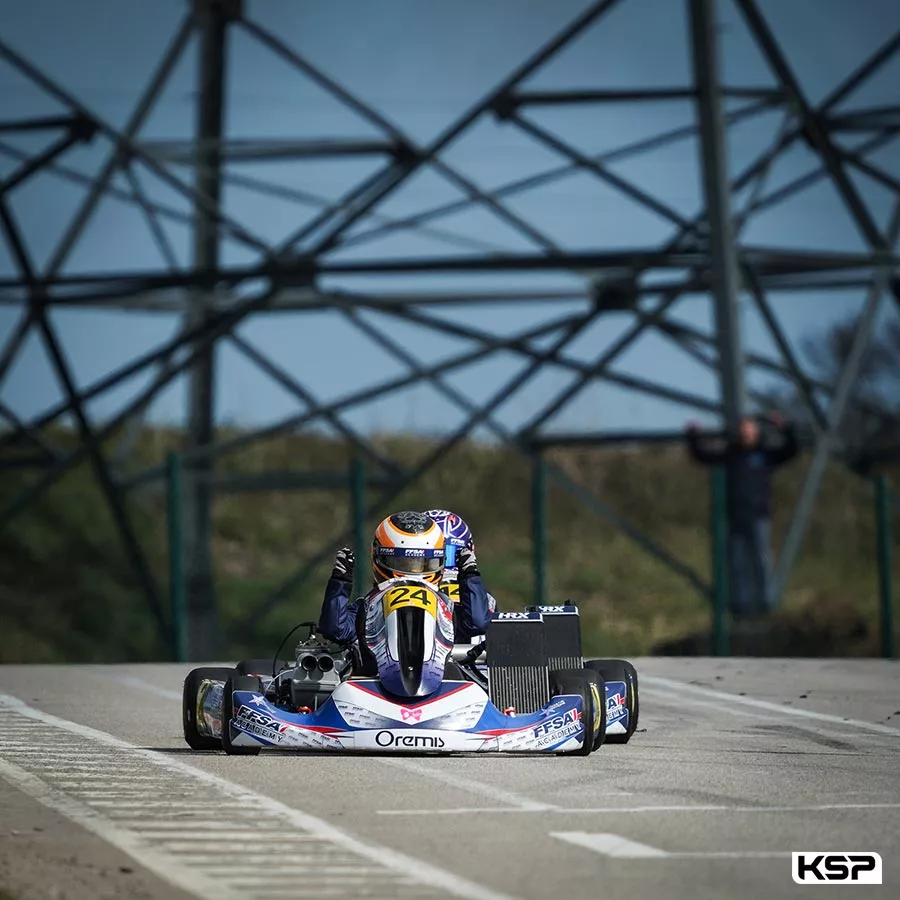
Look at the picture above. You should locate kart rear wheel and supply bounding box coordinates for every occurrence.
[222,675,263,756]
[549,668,605,755]
[584,658,639,744]
[235,658,288,678]
[183,667,235,751]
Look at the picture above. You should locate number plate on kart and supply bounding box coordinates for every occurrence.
[381,584,436,617]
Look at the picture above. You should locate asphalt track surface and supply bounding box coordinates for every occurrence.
[1,658,898,900]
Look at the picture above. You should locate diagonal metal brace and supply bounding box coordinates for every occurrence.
[771,199,900,606]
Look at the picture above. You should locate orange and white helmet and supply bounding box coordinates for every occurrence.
[371,511,445,586]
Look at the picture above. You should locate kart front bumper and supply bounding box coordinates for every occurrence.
[227,680,597,754]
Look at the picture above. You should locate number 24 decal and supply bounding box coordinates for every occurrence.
[385,585,432,607]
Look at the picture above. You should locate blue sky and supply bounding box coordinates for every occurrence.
[0,0,898,441]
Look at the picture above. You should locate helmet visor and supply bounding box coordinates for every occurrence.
[375,546,444,576]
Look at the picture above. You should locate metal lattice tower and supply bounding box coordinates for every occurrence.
[1,0,898,657]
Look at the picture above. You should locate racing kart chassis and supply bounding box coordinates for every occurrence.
[183,604,638,756]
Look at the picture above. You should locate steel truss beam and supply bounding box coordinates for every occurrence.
[690,0,747,436]
[771,201,900,605]
[1,0,899,650]
[182,0,229,658]
[140,137,401,164]
[0,115,97,195]
[508,86,785,106]
[0,271,885,312]
[0,246,896,302]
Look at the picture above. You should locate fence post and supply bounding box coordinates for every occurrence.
[166,451,187,662]
[350,456,366,600]
[874,474,894,659]
[532,452,547,606]
[710,464,730,656]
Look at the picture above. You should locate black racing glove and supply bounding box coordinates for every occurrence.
[331,547,355,583]
[457,539,480,579]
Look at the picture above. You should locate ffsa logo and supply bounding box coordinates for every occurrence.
[791,852,882,885]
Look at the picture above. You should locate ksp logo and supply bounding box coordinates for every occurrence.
[791,852,882,885]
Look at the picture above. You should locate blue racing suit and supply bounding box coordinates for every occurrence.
[319,572,492,645]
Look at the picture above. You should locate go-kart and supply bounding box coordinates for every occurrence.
[182,580,638,756]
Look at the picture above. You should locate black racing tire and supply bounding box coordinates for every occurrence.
[549,668,605,755]
[235,658,288,678]
[221,675,263,756]
[584,658,639,744]
[182,666,236,751]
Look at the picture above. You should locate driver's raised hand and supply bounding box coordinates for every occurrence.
[457,539,480,579]
[331,547,355,583]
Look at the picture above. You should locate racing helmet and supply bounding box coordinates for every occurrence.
[422,509,472,570]
[371,511,445,586]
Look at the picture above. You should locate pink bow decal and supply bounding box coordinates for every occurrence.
[401,708,422,722]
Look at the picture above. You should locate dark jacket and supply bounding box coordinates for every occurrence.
[318,572,492,646]
[687,426,798,519]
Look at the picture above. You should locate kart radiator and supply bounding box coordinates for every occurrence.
[527,605,583,672]
[486,615,549,714]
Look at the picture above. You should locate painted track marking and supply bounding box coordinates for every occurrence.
[640,686,764,720]
[551,831,791,860]
[552,832,668,857]
[377,756,558,811]
[85,668,183,701]
[641,675,900,736]
[377,802,900,816]
[0,694,521,900]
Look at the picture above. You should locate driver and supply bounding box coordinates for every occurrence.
[422,508,497,637]
[318,510,491,647]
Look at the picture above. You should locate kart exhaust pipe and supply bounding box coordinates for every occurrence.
[299,654,334,673]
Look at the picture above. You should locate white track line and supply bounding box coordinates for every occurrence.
[551,831,790,860]
[641,675,900,736]
[377,757,557,811]
[377,802,900,816]
[85,669,183,701]
[0,758,239,900]
[553,832,668,857]
[0,693,520,900]
[641,687,765,720]
[377,806,565,816]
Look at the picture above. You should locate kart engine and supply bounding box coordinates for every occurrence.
[288,639,350,711]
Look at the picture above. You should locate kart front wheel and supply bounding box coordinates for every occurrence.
[221,675,263,756]
[549,668,605,755]
[584,658,639,744]
[182,666,236,751]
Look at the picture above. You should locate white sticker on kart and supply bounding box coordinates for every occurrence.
[605,680,629,731]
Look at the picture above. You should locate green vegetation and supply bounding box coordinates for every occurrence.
[1,427,896,663]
